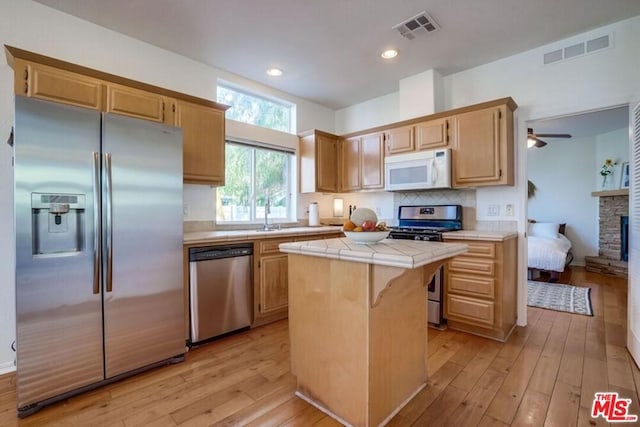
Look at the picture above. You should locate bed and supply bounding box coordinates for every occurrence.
[527,221,574,282]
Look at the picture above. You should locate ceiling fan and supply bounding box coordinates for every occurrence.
[527,128,572,148]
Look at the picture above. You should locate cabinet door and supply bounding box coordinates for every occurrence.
[340,136,361,191]
[446,294,495,327]
[316,134,339,192]
[385,125,414,155]
[177,101,226,185]
[258,255,289,315]
[361,132,385,190]
[106,84,167,123]
[18,60,103,110]
[415,117,451,150]
[453,106,505,187]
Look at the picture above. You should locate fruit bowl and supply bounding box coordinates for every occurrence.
[343,230,390,244]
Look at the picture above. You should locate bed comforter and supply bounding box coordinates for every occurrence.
[528,234,572,272]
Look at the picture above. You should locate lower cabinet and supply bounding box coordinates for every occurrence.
[253,232,343,327]
[444,237,517,341]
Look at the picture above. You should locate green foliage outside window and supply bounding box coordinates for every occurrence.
[217,85,292,133]
[217,143,291,222]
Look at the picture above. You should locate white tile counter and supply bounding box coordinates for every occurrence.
[442,230,518,242]
[184,226,342,245]
[279,237,468,269]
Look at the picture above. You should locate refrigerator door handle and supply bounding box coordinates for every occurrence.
[105,152,113,293]
[92,152,101,295]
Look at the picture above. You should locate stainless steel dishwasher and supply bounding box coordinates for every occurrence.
[188,243,253,345]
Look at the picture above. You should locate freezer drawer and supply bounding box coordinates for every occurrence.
[189,244,253,344]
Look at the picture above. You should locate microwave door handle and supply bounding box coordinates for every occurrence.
[431,158,438,184]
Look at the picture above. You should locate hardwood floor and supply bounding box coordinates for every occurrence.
[0,267,636,426]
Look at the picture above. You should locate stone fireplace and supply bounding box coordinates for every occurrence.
[585,192,629,277]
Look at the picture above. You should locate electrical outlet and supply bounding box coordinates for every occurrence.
[183,204,190,216]
[504,204,514,216]
[375,207,381,216]
[487,204,500,217]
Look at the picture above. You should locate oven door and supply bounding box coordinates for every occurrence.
[427,266,443,325]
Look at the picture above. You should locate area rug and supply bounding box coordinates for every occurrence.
[527,280,593,316]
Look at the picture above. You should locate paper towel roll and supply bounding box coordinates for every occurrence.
[308,202,320,226]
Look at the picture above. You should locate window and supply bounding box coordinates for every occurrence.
[216,142,294,223]
[217,83,294,133]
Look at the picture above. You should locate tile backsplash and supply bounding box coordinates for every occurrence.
[392,189,477,229]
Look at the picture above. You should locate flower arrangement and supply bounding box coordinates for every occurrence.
[600,158,617,187]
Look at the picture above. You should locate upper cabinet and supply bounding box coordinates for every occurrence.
[15,59,104,110]
[415,117,452,150]
[384,125,414,155]
[106,83,173,124]
[360,132,385,190]
[338,132,385,192]
[177,101,226,186]
[6,46,229,186]
[299,130,340,193]
[451,101,515,188]
[340,136,361,191]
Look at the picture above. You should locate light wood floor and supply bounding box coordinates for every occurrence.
[0,267,636,426]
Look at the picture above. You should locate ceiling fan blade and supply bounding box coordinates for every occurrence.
[534,137,547,148]
[535,133,572,138]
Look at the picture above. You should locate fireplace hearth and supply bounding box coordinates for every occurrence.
[584,193,628,277]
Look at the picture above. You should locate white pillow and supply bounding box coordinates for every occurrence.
[528,222,560,239]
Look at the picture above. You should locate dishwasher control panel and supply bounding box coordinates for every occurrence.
[189,243,253,261]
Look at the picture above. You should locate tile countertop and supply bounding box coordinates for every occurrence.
[279,238,468,269]
[442,230,518,241]
[184,226,343,245]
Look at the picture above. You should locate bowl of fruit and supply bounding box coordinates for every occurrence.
[342,208,390,244]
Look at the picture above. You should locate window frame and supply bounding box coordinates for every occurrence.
[216,140,296,224]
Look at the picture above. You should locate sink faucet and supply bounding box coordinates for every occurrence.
[263,196,271,230]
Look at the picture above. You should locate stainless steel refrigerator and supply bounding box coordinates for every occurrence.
[14,96,185,417]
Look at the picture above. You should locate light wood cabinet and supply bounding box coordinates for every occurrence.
[176,100,226,186]
[253,232,343,327]
[338,132,385,192]
[361,132,385,190]
[7,46,229,186]
[452,103,514,188]
[299,130,340,193]
[384,125,414,155]
[15,59,104,110]
[415,117,452,150]
[106,83,173,124]
[444,237,517,342]
[340,136,361,191]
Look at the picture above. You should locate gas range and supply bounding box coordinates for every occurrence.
[388,205,462,242]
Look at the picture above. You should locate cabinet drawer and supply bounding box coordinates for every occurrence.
[465,242,496,258]
[448,274,495,298]
[259,238,294,255]
[446,294,495,327]
[448,258,495,276]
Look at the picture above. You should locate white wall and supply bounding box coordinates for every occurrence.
[0,0,335,372]
[595,128,630,190]
[528,136,598,265]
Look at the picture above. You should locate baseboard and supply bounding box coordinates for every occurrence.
[0,360,16,376]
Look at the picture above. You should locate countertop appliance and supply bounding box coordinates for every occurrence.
[388,205,463,326]
[14,97,185,417]
[188,244,253,345]
[384,148,451,191]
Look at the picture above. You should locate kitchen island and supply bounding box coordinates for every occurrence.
[279,237,468,427]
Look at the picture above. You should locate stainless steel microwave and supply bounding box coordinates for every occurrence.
[384,148,452,191]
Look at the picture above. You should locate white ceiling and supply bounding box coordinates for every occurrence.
[35,0,640,110]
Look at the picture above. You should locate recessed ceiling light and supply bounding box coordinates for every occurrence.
[266,68,283,76]
[381,49,399,59]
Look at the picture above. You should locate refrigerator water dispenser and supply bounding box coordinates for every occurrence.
[31,193,86,255]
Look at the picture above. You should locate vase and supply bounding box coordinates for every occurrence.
[602,175,609,189]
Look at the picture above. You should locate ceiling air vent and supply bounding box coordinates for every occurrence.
[393,11,439,40]
[543,33,612,65]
